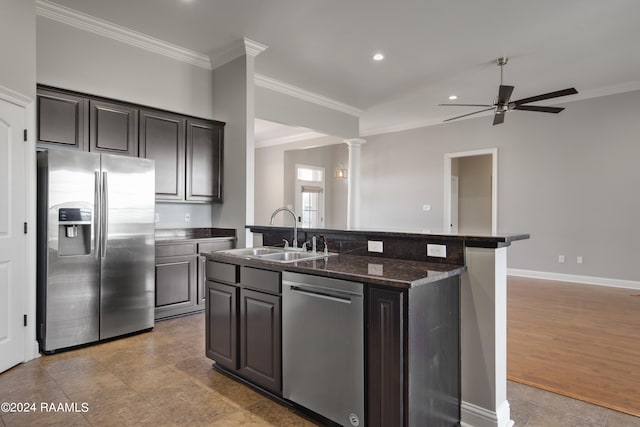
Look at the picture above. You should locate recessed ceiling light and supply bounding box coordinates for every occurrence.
[449,95,458,100]
[372,53,384,61]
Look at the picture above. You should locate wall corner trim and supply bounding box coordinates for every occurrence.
[36,0,212,70]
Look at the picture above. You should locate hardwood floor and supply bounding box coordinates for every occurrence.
[508,276,640,417]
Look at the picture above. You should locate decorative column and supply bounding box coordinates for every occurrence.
[344,138,366,229]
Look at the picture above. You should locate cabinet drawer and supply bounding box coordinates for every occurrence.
[198,240,234,254]
[207,261,238,284]
[156,243,196,257]
[240,266,281,294]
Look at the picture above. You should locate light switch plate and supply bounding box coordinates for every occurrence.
[184,213,191,222]
[367,240,384,253]
[427,243,447,258]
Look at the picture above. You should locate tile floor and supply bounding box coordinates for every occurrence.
[0,312,638,426]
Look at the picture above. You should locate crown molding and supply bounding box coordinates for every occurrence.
[255,131,326,148]
[360,117,443,137]
[36,0,212,70]
[254,74,362,117]
[210,37,268,69]
[244,38,268,57]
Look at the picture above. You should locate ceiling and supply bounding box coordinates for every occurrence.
[46,0,640,138]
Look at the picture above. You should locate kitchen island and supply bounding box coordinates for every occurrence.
[204,226,528,427]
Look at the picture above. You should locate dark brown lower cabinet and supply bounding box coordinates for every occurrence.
[205,260,282,395]
[206,280,239,370]
[368,277,461,427]
[368,287,404,427]
[154,243,198,320]
[239,288,281,393]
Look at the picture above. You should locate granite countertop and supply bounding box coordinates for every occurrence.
[155,227,236,243]
[206,251,465,289]
[247,225,529,248]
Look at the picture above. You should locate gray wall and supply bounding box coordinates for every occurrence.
[1,0,36,98]
[255,144,285,225]
[155,203,213,229]
[36,16,214,119]
[360,90,640,281]
[255,86,359,138]
[211,56,252,247]
[36,15,218,229]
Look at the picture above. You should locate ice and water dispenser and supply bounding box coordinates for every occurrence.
[58,207,92,256]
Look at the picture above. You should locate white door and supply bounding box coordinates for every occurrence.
[0,96,27,373]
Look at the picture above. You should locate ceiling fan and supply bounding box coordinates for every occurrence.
[439,57,578,125]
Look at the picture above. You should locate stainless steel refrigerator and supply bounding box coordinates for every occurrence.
[37,149,155,353]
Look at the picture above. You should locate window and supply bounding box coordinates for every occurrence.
[295,165,325,228]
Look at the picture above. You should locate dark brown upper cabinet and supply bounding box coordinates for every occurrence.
[37,86,225,204]
[37,89,88,151]
[139,109,186,201]
[186,119,223,203]
[89,100,138,156]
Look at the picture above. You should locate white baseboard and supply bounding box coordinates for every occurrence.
[461,400,513,427]
[507,269,640,290]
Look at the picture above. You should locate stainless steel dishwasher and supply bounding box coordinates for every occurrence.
[282,272,364,427]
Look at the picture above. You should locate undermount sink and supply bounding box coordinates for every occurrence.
[219,247,284,257]
[216,247,334,263]
[259,251,327,262]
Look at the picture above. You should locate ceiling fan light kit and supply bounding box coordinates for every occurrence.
[440,57,578,125]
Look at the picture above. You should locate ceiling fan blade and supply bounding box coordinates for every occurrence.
[513,88,578,105]
[497,85,514,104]
[443,107,495,122]
[493,113,505,125]
[438,104,493,107]
[513,105,564,114]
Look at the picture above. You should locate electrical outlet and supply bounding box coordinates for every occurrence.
[367,240,383,253]
[367,264,384,276]
[577,256,583,264]
[184,213,191,222]
[427,244,447,258]
[558,255,565,263]
[422,204,431,211]
[154,213,160,223]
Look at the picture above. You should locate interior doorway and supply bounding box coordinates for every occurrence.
[444,148,497,234]
[0,89,29,373]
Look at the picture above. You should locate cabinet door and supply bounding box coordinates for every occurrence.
[240,288,281,394]
[197,240,234,307]
[186,119,223,202]
[154,255,197,319]
[89,99,138,156]
[206,280,239,370]
[368,287,404,427]
[37,89,88,150]
[140,109,185,201]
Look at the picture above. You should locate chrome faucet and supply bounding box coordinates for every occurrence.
[269,207,298,248]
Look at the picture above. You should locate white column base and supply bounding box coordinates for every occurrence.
[461,399,513,427]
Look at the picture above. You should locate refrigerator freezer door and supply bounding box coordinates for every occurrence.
[99,154,155,339]
[40,150,101,351]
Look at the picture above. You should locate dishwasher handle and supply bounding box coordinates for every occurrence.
[288,285,354,304]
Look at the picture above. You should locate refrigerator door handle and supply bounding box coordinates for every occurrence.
[101,171,108,258]
[94,170,101,258]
